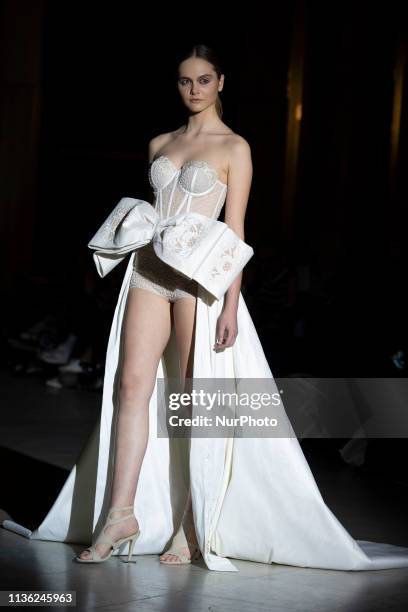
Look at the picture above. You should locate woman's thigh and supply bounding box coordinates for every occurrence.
[120,287,172,398]
[172,297,197,450]
[172,296,197,381]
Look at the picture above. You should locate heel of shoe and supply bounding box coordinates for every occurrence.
[121,531,140,564]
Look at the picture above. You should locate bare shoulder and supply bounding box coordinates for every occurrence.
[227,133,252,159]
[148,131,174,162]
[150,126,185,145]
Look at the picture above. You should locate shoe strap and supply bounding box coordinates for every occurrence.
[94,534,116,547]
[109,505,134,511]
[106,507,135,525]
[166,515,197,557]
[162,544,199,563]
[163,549,191,562]
[84,546,103,561]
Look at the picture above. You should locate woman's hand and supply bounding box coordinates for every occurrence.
[213,307,238,351]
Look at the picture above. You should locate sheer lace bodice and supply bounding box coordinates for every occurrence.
[148,155,228,220]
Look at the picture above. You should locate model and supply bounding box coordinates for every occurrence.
[4,44,408,572]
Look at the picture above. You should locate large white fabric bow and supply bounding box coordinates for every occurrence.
[87,197,254,300]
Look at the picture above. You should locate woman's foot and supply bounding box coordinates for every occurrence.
[78,507,139,561]
[159,509,201,564]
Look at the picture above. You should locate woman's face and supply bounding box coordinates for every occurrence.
[177,57,223,113]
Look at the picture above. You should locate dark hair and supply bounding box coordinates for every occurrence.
[176,44,224,119]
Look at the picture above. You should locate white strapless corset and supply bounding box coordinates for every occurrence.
[148,155,228,220]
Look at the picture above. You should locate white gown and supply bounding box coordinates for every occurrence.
[4,155,408,572]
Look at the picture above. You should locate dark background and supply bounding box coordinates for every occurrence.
[2,1,408,376]
[1,1,408,507]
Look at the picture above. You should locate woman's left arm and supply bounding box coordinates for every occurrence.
[214,137,253,351]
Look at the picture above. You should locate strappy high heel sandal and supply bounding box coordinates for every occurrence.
[76,505,141,563]
[159,509,202,565]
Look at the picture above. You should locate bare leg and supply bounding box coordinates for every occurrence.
[79,287,172,560]
[159,295,198,563]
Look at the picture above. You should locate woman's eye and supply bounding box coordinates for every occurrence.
[179,79,210,85]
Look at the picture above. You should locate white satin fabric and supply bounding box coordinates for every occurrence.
[88,197,253,300]
[3,201,408,571]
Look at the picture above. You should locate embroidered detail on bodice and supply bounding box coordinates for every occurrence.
[148,155,227,220]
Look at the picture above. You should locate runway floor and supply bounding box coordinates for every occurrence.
[1,368,408,611]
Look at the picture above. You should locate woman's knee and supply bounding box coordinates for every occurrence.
[119,372,153,406]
